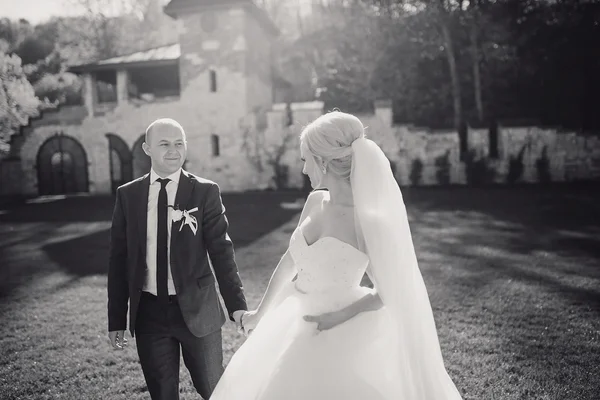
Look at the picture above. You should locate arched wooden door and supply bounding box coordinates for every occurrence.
[106,134,133,193]
[37,133,89,195]
[132,134,151,178]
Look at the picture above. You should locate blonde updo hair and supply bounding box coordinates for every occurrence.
[300,111,366,181]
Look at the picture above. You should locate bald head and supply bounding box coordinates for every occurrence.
[145,118,186,145]
[142,118,188,177]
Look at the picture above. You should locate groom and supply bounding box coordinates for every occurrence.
[107,118,248,399]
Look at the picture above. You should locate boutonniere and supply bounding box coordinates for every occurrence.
[169,205,199,235]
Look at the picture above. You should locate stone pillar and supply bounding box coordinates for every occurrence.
[374,99,393,126]
[83,73,97,116]
[290,101,324,129]
[116,69,129,105]
[267,103,286,131]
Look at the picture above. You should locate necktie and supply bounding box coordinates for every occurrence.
[156,178,170,304]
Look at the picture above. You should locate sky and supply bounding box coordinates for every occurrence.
[0,0,318,26]
[1,0,84,24]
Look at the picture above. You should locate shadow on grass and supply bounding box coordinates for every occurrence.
[0,191,305,233]
[43,229,111,277]
[221,191,305,248]
[0,196,115,222]
[442,239,600,312]
[413,203,600,399]
[0,191,305,299]
[416,205,600,310]
[403,182,600,232]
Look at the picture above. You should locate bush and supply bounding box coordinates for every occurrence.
[272,164,289,190]
[409,158,423,186]
[33,72,83,106]
[536,146,552,183]
[435,150,451,185]
[464,149,496,186]
[23,50,62,84]
[507,145,527,184]
[0,51,40,156]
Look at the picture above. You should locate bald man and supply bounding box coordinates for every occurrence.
[107,118,248,399]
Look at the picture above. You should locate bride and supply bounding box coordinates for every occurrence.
[210,111,463,399]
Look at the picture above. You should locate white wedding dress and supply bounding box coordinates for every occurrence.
[211,137,463,399]
[210,228,453,399]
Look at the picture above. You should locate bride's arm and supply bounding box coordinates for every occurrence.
[303,291,383,331]
[242,190,327,330]
[304,295,383,331]
[349,265,384,314]
[304,267,383,331]
[338,290,383,319]
[252,250,296,320]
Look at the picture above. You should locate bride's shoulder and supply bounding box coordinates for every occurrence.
[306,189,329,203]
[305,190,328,211]
[299,190,328,222]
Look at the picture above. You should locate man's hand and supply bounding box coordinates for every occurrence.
[108,330,128,350]
[232,310,246,332]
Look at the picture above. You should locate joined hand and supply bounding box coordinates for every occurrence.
[232,310,245,332]
[239,310,259,336]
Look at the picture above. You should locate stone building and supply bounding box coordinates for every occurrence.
[3,0,316,197]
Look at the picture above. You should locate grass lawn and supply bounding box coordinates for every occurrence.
[0,185,599,399]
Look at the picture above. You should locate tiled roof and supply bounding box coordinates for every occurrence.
[164,0,279,35]
[164,0,254,13]
[97,43,180,65]
[69,43,180,72]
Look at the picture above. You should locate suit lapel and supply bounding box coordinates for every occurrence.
[171,170,195,247]
[137,174,150,259]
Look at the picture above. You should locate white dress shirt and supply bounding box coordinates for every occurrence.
[143,168,182,296]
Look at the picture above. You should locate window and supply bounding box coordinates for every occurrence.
[209,69,217,92]
[110,149,122,181]
[95,70,117,103]
[128,64,181,99]
[51,152,73,167]
[211,134,220,157]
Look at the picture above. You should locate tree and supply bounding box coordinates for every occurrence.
[33,72,83,106]
[13,21,59,65]
[0,52,41,157]
[278,1,396,109]
[241,108,297,190]
[64,0,179,59]
[68,0,130,58]
[0,18,34,52]
[465,0,484,122]
[425,0,464,131]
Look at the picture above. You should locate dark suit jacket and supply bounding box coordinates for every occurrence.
[107,170,248,338]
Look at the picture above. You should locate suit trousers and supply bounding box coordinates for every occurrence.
[135,292,224,400]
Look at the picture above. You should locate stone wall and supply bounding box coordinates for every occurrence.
[261,101,600,188]
[0,159,23,197]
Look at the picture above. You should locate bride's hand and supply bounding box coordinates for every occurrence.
[303,310,349,332]
[241,310,260,335]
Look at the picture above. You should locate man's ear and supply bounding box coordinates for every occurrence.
[142,142,150,156]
